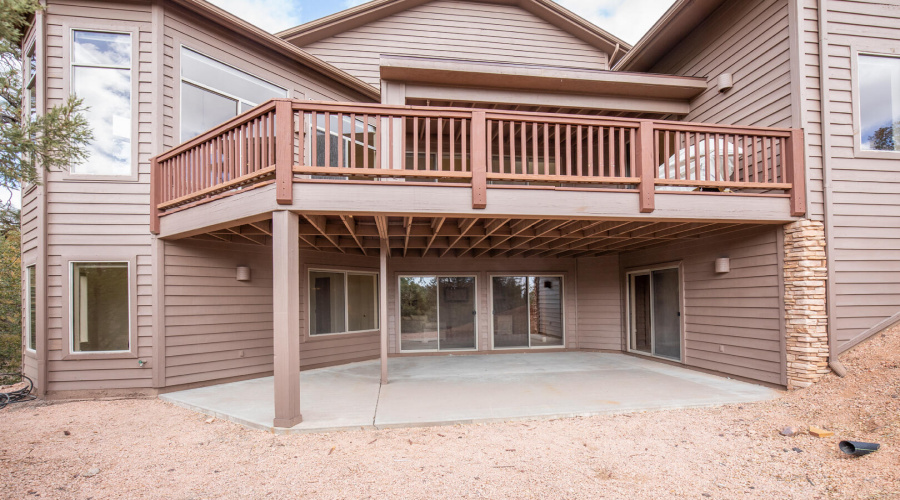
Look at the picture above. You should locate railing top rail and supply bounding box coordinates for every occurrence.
[156,99,280,162]
[651,121,794,137]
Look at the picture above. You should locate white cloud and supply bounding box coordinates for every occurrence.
[554,0,676,45]
[207,0,303,33]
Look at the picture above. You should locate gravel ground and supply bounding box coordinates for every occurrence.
[2,326,898,499]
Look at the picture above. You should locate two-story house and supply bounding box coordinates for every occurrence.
[19,0,900,428]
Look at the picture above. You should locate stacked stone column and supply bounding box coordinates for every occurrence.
[783,220,830,389]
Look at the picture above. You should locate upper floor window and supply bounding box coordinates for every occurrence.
[180,47,287,142]
[859,54,900,152]
[71,30,132,175]
[24,43,37,123]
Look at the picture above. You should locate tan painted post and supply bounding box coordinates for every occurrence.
[275,99,294,205]
[272,210,302,428]
[150,156,160,234]
[471,110,487,209]
[635,120,655,213]
[380,238,389,384]
[785,128,806,217]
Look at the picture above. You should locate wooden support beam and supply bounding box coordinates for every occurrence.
[441,218,478,257]
[340,215,367,256]
[785,128,806,216]
[303,214,345,253]
[403,217,413,257]
[272,210,302,428]
[275,100,294,205]
[471,111,487,209]
[225,227,266,246]
[636,120,655,213]
[380,238,389,384]
[475,219,540,257]
[374,215,389,240]
[423,217,445,256]
[458,218,509,257]
[497,219,571,257]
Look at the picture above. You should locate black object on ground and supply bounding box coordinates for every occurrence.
[0,374,35,410]
[838,440,880,457]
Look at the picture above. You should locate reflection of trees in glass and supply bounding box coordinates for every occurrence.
[399,277,436,319]
[492,276,526,312]
[866,121,898,151]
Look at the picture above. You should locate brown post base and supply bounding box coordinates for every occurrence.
[273,415,303,428]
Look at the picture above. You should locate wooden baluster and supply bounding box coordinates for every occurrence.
[663,130,670,180]
[543,122,549,176]
[374,114,381,170]
[763,136,770,183]
[461,119,467,172]
[450,118,455,171]
[554,123,561,176]
[565,124,572,176]
[598,126,605,177]
[336,113,344,169]
[413,116,419,170]
[323,112,331,168]
[629,128,636,179]
[520,121,527,175]
[618,127,626,179]
[532,121,538,176]
[587,126,593,177]
[576,125,583,177]
[509,121,516,174]
[486,120,492,173]
[425,116,431,170]
[437,117,443,171]
[349,113,356,169]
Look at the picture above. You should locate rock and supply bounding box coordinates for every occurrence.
[780,426,800,437]
[83,468,100,477]
[205,417,215,424]
[63,430,71,436]
[809,426,834,438]
[702,494,711,498]
[792,447,803,453]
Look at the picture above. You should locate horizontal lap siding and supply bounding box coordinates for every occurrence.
[21,188,39,382]
[575,255,622,350]
[43,0,155,392]
[385,256,578,353]
[162,5,366,150]
[620,227,784,385]
[817,1,900,349]
[164,240,273,387]
[300,0,609,87]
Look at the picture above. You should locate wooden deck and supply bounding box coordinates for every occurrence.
[150,99,807,234]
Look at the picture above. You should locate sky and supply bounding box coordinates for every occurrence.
[208,0,677,45]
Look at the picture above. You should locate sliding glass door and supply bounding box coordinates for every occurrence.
[491,275,564,349]
[399,276,476,351]
[628,267,682,361]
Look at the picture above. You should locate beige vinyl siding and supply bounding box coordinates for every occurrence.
[620,227,785,385]
[809,0,900,350]
[575,255,622,351]
[20,187,39,383]
[386,257,578,353]
[43,0,155,393]
[164,240,273,387]
[300,0,609,87]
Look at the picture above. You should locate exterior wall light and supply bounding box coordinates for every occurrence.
[715,257,731,274]
[236,266,251,281]
[717,73,733,93]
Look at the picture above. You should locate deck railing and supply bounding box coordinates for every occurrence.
[150,99,806,233]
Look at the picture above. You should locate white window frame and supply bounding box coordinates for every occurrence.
[65,25,138,181]
[397,274,479,353]
[24,265,36,352]
[624,263,685,362]
[67,260,133,356]
[488,274,565,350]
[178,45,287,142]
[308,268,379,337]
[851,43,900,159]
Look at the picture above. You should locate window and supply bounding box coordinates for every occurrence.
[309,270,378,335]
[399,276,476,351]
[71,30,132,175]
[491,275,563,348]
[25,266,36,351]
[180,47,287,141]
[71,262,130,352]
[627,267,681,361]
[24,43,37,123]
[859,54,900,152]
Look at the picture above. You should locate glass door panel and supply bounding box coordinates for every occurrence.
[438,277,476,350]
[529,277,563,346]
[631,274,652,353]
[492,276,529,347]
[400,277,438,350]
[652,268,681,360]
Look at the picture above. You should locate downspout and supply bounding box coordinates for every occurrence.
[816,0,845,376]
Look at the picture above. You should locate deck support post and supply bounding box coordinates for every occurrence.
[785,128,806,217]
[275,99,294,205]
[636,120,655,213]
[471,111,487,209]
[380,239,389,384]
[272,210,302,428]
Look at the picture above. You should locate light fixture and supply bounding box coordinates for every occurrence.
[717,73,733,93]
[715,257,730,274]
[236,266,251,281]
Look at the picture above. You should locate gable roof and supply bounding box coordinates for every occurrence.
[168,0,380,100]
[612,0,726,72]
[276,0,632,66]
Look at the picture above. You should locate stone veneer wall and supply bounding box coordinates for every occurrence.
[783,220,830,389]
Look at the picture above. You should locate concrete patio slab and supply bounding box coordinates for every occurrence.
[159,352,780,434]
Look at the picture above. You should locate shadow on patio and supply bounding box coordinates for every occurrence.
[159,352,780,434]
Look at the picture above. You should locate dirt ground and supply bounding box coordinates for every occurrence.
[2,326,898,499]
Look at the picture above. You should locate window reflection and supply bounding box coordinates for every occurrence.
[71,31,132,175]
[860,54,900,151]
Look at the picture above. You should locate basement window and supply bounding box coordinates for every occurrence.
[70,262,130,352]
[309,270,378,335]
[859,54,900,152]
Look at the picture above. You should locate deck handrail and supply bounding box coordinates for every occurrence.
[149,99,806,234]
